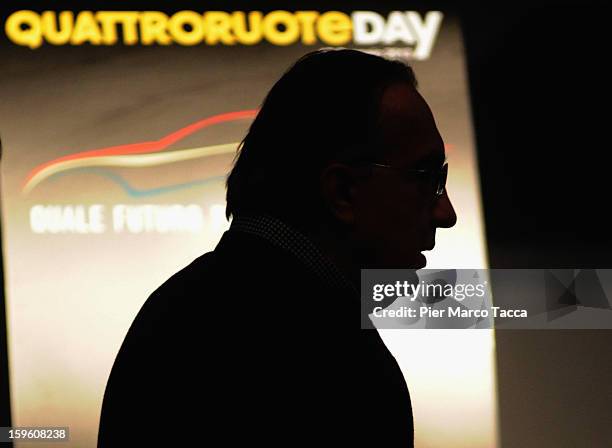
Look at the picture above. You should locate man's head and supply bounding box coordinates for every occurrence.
[226,49,456,269]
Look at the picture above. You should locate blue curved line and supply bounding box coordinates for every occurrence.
[47,167,226,197]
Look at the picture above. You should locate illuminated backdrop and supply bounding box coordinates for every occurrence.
[0,6,494,447]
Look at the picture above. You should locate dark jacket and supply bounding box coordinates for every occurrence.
[98,227,413,446]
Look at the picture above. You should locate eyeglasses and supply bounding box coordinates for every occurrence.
[370,160,448,198]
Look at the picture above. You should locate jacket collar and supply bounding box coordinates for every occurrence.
[229,213,358,297]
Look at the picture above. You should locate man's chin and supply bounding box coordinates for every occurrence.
[415,252,427,269]
[371,252,427,269]
[393,253,428,269]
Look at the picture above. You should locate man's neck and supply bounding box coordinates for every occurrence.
[303,222,361,291]
[229,213,358,295]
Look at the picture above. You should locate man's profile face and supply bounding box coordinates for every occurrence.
[351,82,457,269]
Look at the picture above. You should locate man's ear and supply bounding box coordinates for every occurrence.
[319,163,365,225]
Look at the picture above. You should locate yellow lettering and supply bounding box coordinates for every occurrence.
[95,12,139,45]
[4,9,360,48]
[71,11,102,45]
[118,12,139,45]
[317,11,352,46]
[231,11,263,45]
[205,11,235,45]
[140,11,171,45]
[5,10,42,49]
[295,11,319,45]
[96,11,119,45]
[263,11,299,46]
[168,11,205,46]
[41,11,72,46]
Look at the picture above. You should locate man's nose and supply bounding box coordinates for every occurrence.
[433,192,457,228]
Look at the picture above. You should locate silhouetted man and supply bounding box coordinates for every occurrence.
[98,49,456,447]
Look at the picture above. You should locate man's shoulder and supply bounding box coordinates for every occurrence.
[154,229,317,296]
[142,230,327,316]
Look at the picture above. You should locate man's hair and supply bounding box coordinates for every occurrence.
[225,48,417,222]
